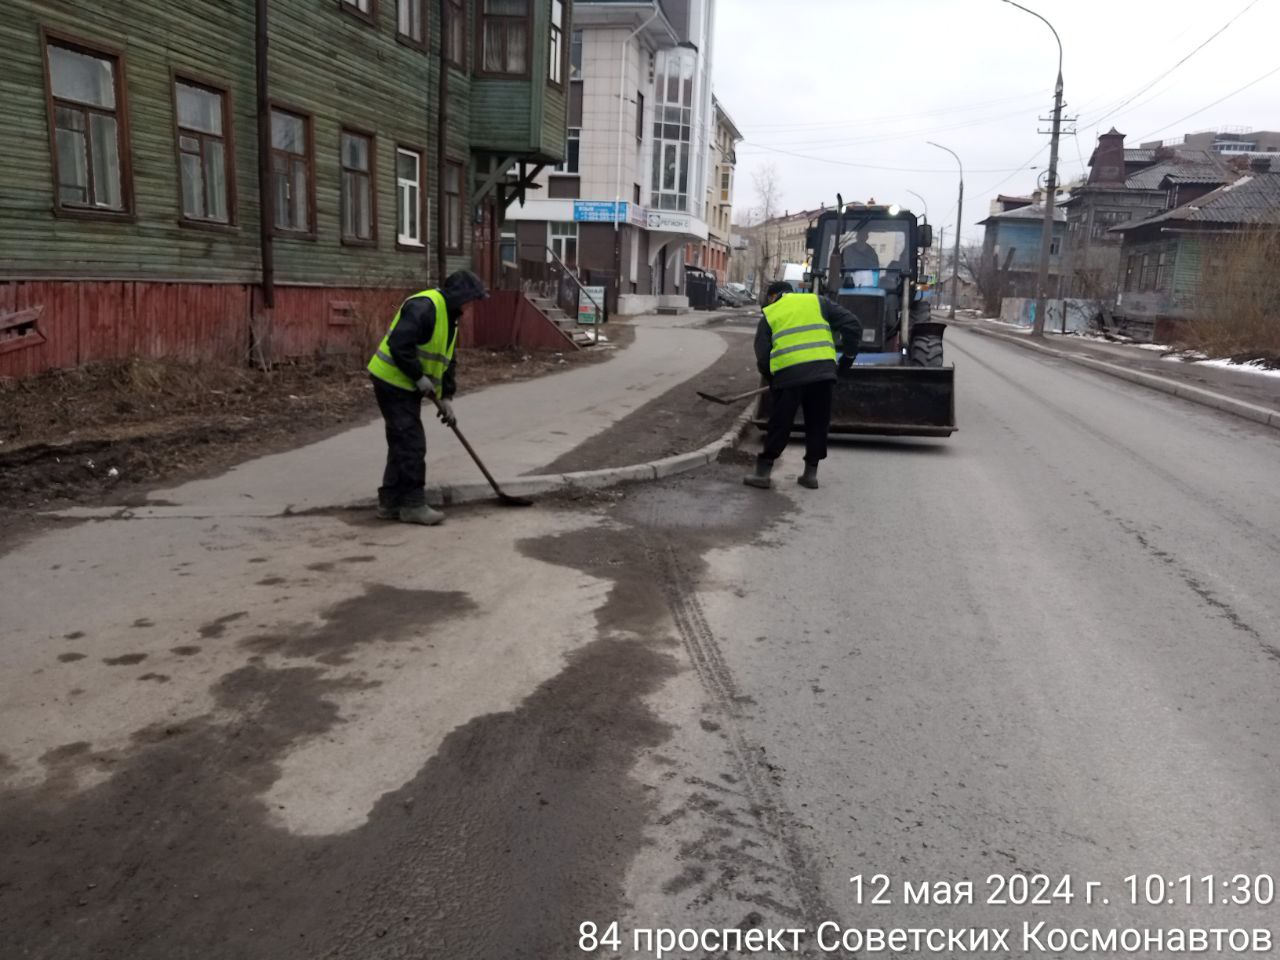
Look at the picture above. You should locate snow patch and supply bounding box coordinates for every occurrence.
[1193,357,1280,379]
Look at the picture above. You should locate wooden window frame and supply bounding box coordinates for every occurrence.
[444,158,465,253]
[268,102,317,240]
[395,143,427,251]
[477,0,532,79]
[548,0,565,88]
[41,27,135,221]
[171,69,237,232]
[396,0,428,49]
[446,0,467,68]
[337,0,378,27]
[340,126,378,247]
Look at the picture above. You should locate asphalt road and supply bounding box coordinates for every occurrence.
[4,325,1279,958]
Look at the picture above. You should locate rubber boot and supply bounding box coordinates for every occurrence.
[376,497,397,521]
[798,461,819,489]
[398,503,445,526]
[742,457,774,489]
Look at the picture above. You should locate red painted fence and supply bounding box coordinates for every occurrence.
[0,282,573,380]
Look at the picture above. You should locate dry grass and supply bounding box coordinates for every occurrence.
[1179,225,1280,366]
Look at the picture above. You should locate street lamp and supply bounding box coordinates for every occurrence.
[927,141,963,320]
[1003,0,1064,338]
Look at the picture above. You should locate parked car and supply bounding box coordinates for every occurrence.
[725,282,757,305]
[717,285,750,307]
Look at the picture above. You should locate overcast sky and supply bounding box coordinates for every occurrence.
[713,0,1280,245]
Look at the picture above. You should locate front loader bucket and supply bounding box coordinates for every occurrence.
[755,365,957,437]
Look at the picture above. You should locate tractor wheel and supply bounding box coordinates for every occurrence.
[909,333,944,367]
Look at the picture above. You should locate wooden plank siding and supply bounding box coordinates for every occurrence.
[0,0,570,378]
[1,1,260,283]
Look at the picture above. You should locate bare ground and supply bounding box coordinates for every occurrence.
[535,331,759,475]
[0,330,633,520]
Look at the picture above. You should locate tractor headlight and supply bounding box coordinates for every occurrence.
[887,204,901,216]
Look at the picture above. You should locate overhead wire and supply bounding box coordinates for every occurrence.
[736,141,1042,175]
[1136,63,1280,141]
[1078,0,1264,131]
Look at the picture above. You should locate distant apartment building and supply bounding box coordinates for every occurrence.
[1,0,571,377]
[503,0,725,314]
[1142,128,1280,158]
[699,96,742,283]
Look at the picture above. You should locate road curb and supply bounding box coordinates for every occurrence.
[50,395,757,520]
[428,401,756,506]
[956,322,1280,431]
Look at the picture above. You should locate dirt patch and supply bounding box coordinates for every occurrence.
[536,332,759,474]
[0,338,629,524]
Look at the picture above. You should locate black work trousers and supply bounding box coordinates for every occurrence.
[373,377,427,508]
[760,380,834,464]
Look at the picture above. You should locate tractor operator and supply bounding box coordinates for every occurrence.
[842,227,880,270]
[367,270,489,526]
[744,282,862,491]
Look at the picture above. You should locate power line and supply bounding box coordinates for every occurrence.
[1136,63,1280,141]
[1081,0,1264,129]
[742,90,1052,134]
[752,98,1056,151]
[736,141,1041,175]
[972,144,1050,196]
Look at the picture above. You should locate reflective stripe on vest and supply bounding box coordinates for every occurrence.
[367,288,455,391]
[763,293,836,375]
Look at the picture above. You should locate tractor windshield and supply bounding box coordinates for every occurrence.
[817,218,911,277]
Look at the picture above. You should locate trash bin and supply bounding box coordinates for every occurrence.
[685,266,717,310]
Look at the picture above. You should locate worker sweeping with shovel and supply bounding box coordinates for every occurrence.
[744,282,861,490]
[367,270,489,525]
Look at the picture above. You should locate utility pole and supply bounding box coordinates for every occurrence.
[927,142,963,320]
[1003,0,1063,339]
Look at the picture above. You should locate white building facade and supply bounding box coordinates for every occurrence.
[503,0,722,314]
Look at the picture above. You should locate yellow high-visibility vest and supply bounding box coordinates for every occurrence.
[367,288,455,391]
[763,293,836,375]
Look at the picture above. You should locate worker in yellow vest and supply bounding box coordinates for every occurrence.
[367,270,489,525]
[745,282,861,490]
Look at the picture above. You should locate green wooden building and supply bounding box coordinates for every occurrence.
[0,0,569,377]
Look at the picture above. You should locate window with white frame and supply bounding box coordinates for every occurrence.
[396,147,423,246]
[548,0,564,83]
[549,221,577,268]
[650,49,694,211]
[554,127,579,173]
[569,28,583,80]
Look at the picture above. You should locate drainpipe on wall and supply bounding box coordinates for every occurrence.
[255,0,274,310]
[437,0,450,285]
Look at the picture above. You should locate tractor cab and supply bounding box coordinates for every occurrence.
[756,200,957,437]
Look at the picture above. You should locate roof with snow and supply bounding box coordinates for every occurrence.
[978,203,1067,226]
[1116,171,1280,231]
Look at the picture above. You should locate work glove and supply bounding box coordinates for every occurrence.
[415,376,435,396]
[435,398,457,428]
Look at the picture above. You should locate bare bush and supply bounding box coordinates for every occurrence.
[1182,225,1280,364]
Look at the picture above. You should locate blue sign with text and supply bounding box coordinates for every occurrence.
[574,201,627,223]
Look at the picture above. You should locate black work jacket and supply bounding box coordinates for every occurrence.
[754,295,862,389]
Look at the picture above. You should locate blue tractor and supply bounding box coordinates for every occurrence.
[757,201,957,437]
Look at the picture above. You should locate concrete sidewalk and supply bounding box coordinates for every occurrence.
[59,317,729,519]
[953,316,1280,430]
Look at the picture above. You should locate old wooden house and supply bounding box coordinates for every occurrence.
[1112,158,1280,339]
[0,0,570,378]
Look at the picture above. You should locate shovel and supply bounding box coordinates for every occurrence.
[429,396,534,507]
[696,385,769,406]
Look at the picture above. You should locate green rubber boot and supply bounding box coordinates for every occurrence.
[798,462,819,489]
[398,504,445,526]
